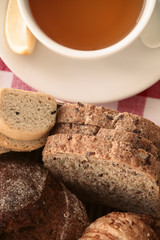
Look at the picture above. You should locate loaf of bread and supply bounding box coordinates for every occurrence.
[0,88,57,141]
[0,153,89,239]
[78,212,159,240]
[43,133,160,218]
[56,103,160,149]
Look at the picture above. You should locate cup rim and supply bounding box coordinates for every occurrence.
[17,0,156,59]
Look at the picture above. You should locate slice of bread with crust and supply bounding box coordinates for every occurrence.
[78,212,159,240]
[52,123,160,161]
[56,103,160,149]
[0,132,49,152]
[43,133,160,218]
[0,88,57,141]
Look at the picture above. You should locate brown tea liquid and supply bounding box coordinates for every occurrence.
[29,0,144,51]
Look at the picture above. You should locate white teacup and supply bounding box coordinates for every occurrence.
[17,0,156,59]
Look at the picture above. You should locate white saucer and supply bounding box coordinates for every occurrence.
[0,0,160,104]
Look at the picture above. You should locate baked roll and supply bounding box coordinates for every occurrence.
[78,212,159,240]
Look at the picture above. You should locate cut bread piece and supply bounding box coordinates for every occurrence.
[0,88,57,141]
[78,212,159,240]
[0,132,49,152]
[52,123,160,161]
[56,103,160,149]
[43,134,160,218]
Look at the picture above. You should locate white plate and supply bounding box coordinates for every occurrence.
[0,0,160,104]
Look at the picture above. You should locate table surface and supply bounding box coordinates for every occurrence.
[0,57,160,127]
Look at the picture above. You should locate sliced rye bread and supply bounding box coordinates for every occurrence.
[56,103,160,149]
[52,123,100,136]
[42,133,160,218]
[52,123,160,161]
[0,132,49,151]
[0,88,57,141]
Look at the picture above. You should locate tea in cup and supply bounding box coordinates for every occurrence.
[17,0,156,59]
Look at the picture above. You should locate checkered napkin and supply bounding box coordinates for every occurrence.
[0,57,160,127]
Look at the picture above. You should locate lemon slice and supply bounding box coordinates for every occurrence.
[5,0,36,55]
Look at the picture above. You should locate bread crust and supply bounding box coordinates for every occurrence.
[52,123,160,161]
[0,132,49,151]
[0,146,10,154]
[52,123,100,136]
[56,103,160,149]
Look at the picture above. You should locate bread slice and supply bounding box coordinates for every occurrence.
[43,133,160,218]
[56,103,160,149]
[0,132,49,152]
[0,88,57,141]
[78,212,159,240]
[52,123,160,161]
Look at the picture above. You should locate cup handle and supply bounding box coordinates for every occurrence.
[140,0,160,48]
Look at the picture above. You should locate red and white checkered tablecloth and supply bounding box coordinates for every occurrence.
[0,57,160,126]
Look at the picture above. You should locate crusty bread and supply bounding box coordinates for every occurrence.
[56,102,117,127]
[52,123,160,160]
[78,212,159,240]
[97,128,160,161]
[0,132,48,152]
[52,123,100,136]
[0,153,89,239]
[43,133,160,218]
[0,88,57,141]
[56,103,160,149]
